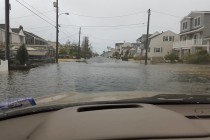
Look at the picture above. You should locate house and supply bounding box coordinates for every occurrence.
[136,34,152,49]
[0,24,55,61]
[0,24,25,59]
[137,32,160,57]
[11,26,55,59]
[148,30,180,62]
[115,42,139,58]
[173,11,210,58]
[0,24,25,48]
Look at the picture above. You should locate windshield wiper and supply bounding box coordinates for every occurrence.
[119,94,210,104]
[1,94,210,120]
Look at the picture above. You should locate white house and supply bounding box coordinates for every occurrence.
[115,42,139,58]
[0,24,25,47]
[0,24,25,71]
[148,30,180,61]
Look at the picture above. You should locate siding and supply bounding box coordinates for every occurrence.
[11,33,21,44]
[148,31,179,58]
[203,13,210,38]
[180,18,191,33]
[180,12,205,33]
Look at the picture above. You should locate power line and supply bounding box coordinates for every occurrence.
[17,0,79,42]
[59,32,79,40]
[81,33,119,42]
[16,0,55,27]
[61,22,145,28]
[59,28,78,40]
[23,23,146,32]
[81,25,146,31]
[24,26,53,30]
[67,10,146,19]
[152,11,182,18]
[0,10,54,21]
[19,0,56,23]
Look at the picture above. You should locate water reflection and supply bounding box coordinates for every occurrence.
[0,58,210,101]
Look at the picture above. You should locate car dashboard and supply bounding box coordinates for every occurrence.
[0,103,210,140]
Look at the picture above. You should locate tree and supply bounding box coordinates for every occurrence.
[80,36,93,58]
[59,47,69,55]
[16,44,29,65]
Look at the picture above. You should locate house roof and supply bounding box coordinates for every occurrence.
[181,11,210,21]
[137,34,152,41]
[191,11,210,14]
[11,28,21,34]
[149,32,161,39]
[115,43,124,46]
[179,26,204,35]
[0,24,6,30]
[24,30,46,41]
[149,30,177,40]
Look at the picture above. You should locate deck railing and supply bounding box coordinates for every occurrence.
[173,39,204,48]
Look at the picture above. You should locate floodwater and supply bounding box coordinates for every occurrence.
[0,57,210,101]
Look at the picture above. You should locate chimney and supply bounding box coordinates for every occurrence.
[19,25,23,30]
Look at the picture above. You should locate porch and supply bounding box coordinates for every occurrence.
[173,39,210,59]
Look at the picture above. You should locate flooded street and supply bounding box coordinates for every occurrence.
[1,57,210,101]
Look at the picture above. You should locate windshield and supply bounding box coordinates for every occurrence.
[0,0,210,112]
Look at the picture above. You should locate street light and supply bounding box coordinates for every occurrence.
[58,13,69,27]
[59,13,69,16]
[53,0,69,63]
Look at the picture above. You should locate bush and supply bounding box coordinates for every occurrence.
[186,50,210,64]
[16,44,29,65]
[165,52,179,61]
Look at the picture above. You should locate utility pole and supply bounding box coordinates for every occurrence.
[55,0,59,63]
[145,9,151,65]
[5,0,10,67]
[84,37,87,59]
[78,27,81,59]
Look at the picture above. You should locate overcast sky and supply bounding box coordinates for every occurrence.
[0,0,209,54]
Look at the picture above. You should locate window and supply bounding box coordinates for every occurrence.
[154,48,162,53]
[194,17,201,27]
[182,36,187,41]
[163,36,174,41]
[163,36,168,41]
[169,36,174,41]
[182,21,187,30]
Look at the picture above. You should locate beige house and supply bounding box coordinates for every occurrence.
[148,30,180,61]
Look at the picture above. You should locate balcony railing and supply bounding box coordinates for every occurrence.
[173,39,205,48]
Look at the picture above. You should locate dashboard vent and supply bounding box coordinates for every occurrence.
[77,104,141,112]
[186,115,210,119]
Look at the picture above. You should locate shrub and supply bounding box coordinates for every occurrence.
[165,52,179,61]
[186,50,210,64]
[16,44,29,65]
